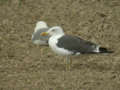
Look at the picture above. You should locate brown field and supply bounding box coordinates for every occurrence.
[0,0,120,90]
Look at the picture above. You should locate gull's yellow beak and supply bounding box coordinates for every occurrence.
[40,32,49,36]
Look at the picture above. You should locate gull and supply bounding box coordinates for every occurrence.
[32,21,50,56]
[41,26,113,70]
[32,21,49,45]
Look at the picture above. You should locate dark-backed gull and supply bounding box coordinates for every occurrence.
[41,26,113,70]
[32,21,49,45]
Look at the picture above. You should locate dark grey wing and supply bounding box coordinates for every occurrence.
[57,35,98,54]
[32,28,50,41]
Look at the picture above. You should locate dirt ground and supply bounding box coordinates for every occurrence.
[0,0,120,90]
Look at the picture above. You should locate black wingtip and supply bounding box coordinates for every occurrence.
[99,47,113,53]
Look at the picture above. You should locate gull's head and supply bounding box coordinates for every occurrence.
[35,21,48,32]
[36,21,48,28]
[40,26,64,36]
[47,26,64,36]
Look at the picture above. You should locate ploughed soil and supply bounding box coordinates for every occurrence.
[0,0,120,90]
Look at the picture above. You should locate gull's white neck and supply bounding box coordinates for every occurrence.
[49,34,64,44]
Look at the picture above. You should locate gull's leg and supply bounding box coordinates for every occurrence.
[65,56,68,71]
[36,45,44,57]
[40,48,43,56]
[40,46,46,57]
[66,56,72,71]
[69,56,72,69]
